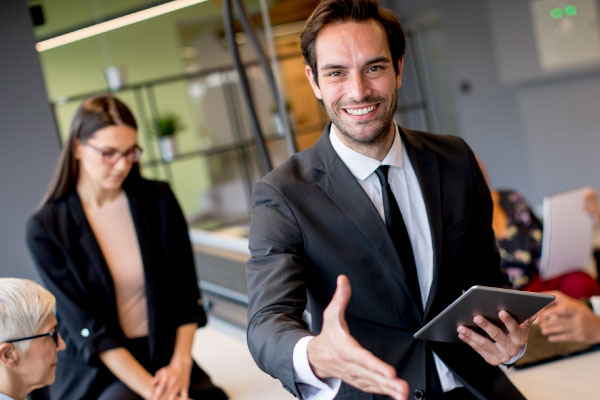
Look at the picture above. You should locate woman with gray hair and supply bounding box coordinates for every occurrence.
[0,278,65,400]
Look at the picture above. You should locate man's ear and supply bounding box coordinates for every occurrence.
[0,343,19,368]
[396,56,405,89]
[305,65,323,100]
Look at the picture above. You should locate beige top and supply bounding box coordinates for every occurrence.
[83,191,149,338]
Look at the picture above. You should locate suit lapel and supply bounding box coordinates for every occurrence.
[311,127,422,318]
[400,128,443,318]
[124,186,158,361]
[67,193,117,307]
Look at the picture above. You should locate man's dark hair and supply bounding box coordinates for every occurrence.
[300,0,405,85]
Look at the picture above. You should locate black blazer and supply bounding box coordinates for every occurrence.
[26,179,206,399]
[246,125,525,400]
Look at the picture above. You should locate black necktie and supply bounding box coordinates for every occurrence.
[374,165,422,309]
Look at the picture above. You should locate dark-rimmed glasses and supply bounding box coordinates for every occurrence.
[5,329,59,347]
[85,142,143,165]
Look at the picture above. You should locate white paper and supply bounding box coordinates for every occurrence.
[539,186,593,280]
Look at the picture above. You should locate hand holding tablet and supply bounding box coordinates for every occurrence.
[414,286,554,365]
[414,286,554,343]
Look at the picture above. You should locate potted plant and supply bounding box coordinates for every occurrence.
[155,113,182,162]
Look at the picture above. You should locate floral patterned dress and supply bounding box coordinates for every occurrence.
[496,190,543,289]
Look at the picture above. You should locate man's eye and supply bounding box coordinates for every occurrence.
[368,65,384,72]
[327,71,343,77]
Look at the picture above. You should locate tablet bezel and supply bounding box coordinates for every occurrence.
[413,285,555,343]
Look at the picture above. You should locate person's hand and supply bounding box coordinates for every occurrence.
[151,358,192,400]
[583,189,600,224]
[538,291,600,344]
[457,311,534,366]
[307,275,409,400]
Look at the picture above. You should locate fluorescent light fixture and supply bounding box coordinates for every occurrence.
[36,0,208,52]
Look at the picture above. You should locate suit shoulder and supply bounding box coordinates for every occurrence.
[259,146,320,190]
[405,129,471,155]
[27,195,69,233]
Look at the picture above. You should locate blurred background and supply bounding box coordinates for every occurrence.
[3,0,600,322]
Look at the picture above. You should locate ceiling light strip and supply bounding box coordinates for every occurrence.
[36,0,208,52]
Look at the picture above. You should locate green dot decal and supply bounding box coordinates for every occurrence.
[565,5,578,16]
[550,8,563,19]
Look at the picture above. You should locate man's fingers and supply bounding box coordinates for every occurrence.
[472,316,507,345]
[520,313,538,329]
[458,321,519,365]
[330,275,352,312]
[498,311,521,333]
[323,275,352,328]
[347,345,397,378]
[458,325,493,349]
[343,361,408,400]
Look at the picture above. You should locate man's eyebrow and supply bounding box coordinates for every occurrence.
[365,56,392,65]
[320,63,347,71]
[320,56,392,71]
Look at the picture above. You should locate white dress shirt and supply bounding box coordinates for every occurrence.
[292,123,464,399]
[0,393,15,400]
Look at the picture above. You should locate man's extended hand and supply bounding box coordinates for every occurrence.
[307,275,409,400]
[538,291,600,344]
[457,311,533,366]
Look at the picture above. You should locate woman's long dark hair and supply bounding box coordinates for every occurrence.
[41,94,142,206]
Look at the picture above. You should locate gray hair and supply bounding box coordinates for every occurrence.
[0,278,56,353]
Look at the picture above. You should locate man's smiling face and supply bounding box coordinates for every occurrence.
[305,19,403,148]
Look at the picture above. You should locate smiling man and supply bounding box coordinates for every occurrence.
[246,1,530,399]
[0,278,65,400]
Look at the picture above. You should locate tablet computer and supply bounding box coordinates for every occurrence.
[413,286,554,343]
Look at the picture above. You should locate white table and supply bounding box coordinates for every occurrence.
[504,349,600,400]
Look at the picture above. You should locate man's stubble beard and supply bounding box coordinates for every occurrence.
[324,90,398,147]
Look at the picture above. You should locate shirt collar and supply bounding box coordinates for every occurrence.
[329,122,403,181]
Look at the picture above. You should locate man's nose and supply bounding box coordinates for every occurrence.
[347,73,371,101]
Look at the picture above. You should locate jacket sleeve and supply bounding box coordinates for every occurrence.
[163,184,207,328]
[25,214,126,362]
[246,181,313,398]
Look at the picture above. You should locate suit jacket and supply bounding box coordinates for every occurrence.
[26,178,206,399]
[246,124,526,400]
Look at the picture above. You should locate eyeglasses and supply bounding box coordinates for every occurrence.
[5,329,60,347]
[84,142,143,165]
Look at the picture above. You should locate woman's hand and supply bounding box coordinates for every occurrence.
[583,189,600,224]
[538,291,600,344]
[151,357,193,400]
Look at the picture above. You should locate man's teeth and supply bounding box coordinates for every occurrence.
[345,105,376,116]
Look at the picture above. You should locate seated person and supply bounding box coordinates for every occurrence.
[0,278,65,400]
[477,156,600,298]
[538,291,600,344]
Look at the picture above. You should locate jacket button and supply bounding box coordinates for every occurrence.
[80,328,90,337]
[413,389,425,400]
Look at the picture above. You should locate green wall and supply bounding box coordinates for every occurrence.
[36,1,229,217]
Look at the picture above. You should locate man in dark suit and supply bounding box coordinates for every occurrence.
[246,1,532,399]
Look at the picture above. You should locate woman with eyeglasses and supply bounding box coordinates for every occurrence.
[0,278,65,400]
[25,95,227,400]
